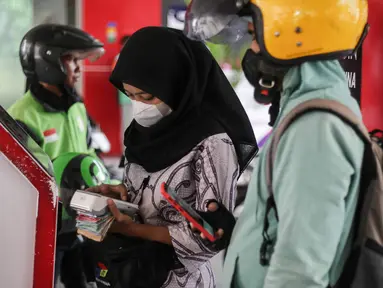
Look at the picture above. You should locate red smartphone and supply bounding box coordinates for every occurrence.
[160,182,217,242]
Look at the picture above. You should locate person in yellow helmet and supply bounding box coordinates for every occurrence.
[184,1,369,287]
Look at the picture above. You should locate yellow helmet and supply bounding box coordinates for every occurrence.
[184,0,369,64]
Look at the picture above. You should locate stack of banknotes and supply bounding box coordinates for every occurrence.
[76,212,114,242]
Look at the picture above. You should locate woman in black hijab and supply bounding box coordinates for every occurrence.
[89,27,258,287]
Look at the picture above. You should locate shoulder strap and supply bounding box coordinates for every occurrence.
[260,98,372,267]
[266,98,370,198]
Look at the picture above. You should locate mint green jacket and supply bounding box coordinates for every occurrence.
[223,60,364,288]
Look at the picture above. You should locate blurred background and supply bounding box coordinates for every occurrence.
[2,1,383,287]
[0,1,273,285]
[0,0,272,159]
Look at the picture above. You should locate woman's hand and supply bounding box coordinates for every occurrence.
[106,198,173,245]
[189,200,236,250]
[107,199,134,234]
[86,183,128,201]
[107,199,133,225]
[190,202,225,240]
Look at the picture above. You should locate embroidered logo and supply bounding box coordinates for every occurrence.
[43,128,59,143]
[96,262,108,278]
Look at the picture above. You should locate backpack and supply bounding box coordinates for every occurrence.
[260,98,383,288]
[88,234,179,288]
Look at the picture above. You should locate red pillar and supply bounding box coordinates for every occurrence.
[361,0,383,130]
[81,0,162,156]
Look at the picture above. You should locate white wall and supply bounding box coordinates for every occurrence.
[0,0,68,110]
[0,0,68,109]
[0,0,33,109]
[0,152,38,288]
[33,0,67,25]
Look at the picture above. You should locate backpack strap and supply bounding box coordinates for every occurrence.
[266,98,370,198]
[259,98,371,266]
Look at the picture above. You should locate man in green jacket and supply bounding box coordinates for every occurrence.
[185,1,369,287]
[8,24,105,288]
[9,24,104,160]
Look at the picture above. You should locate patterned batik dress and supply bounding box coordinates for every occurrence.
[124,133,239,288]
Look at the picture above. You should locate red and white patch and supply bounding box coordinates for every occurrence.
[43,128,59,143]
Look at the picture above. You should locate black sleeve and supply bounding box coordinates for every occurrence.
[16,120,43,147]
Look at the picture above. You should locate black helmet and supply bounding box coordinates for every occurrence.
[20,24,104,85]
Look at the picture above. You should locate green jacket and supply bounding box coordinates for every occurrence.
[8,90,95,160]
[223,60,364,288]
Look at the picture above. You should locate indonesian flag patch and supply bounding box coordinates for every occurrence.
[43,128,59,143]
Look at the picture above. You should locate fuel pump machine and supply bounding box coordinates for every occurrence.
[0,106,57,288]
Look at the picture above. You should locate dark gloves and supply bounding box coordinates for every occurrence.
[196,200,236,251]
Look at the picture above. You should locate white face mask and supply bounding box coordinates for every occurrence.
[132,101,172,127]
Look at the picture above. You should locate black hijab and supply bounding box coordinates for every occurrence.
[110,27,258,174]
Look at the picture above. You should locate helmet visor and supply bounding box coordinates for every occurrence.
[184,0,250,44]
[64,47,105,62]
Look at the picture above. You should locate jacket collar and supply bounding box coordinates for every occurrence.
[29,81,81,113]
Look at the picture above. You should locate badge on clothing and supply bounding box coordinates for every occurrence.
[43,128,59,143]
[95,262,111,287]
[96,262,108,277]
[77,116,85,132]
